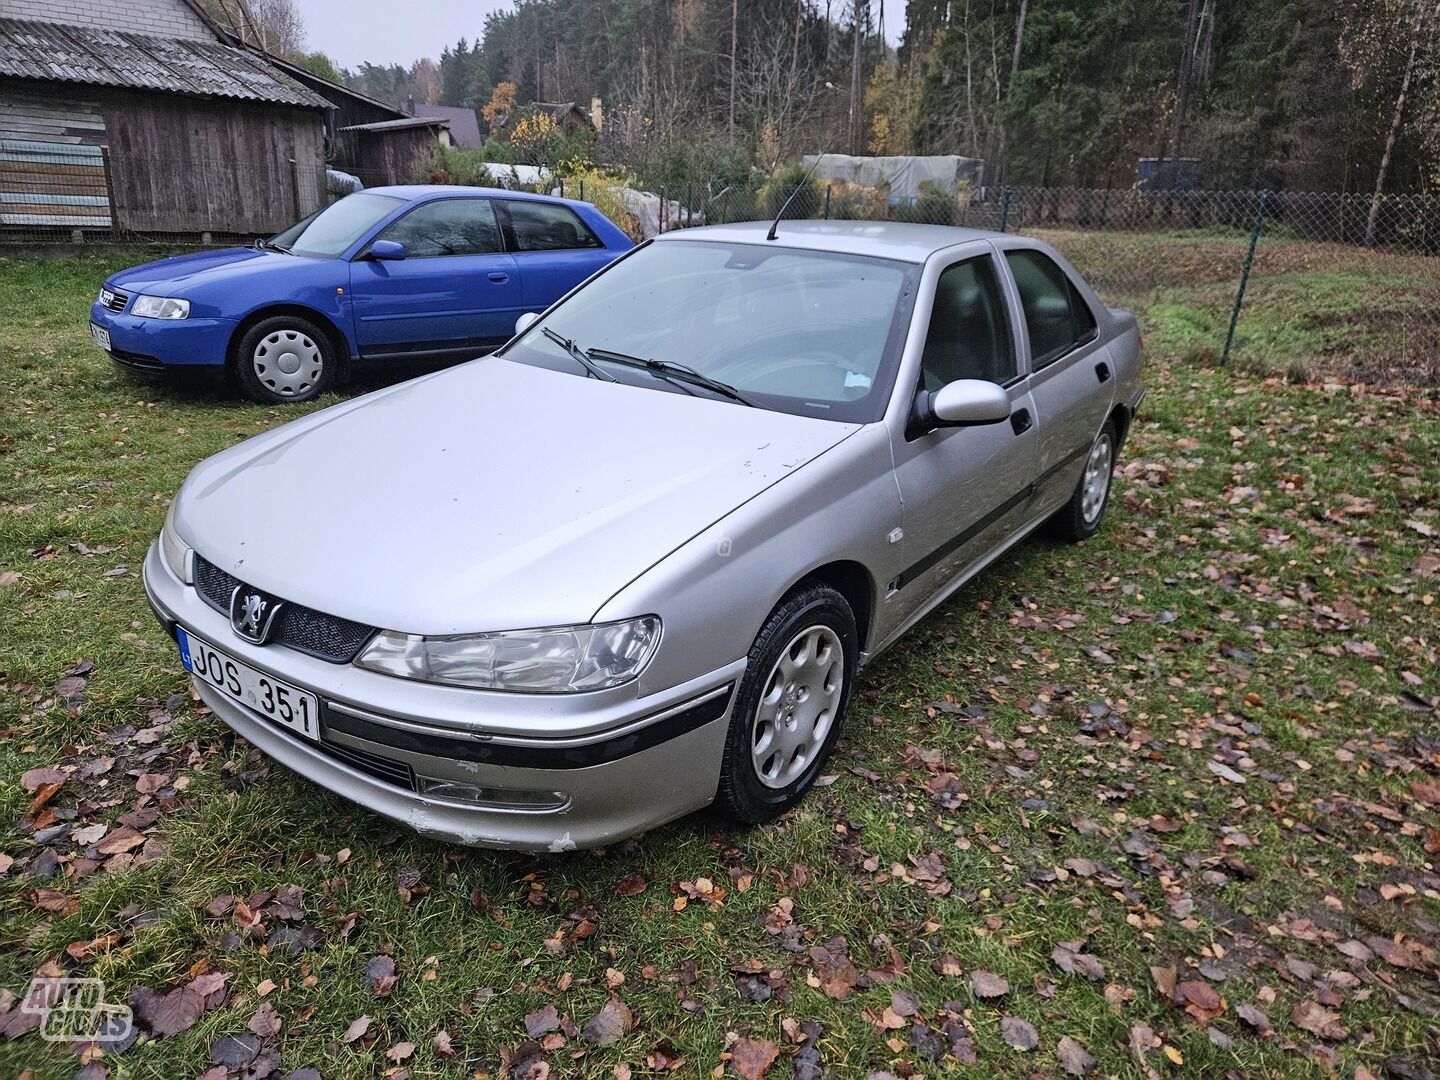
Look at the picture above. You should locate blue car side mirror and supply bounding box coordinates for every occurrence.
[367,240,406,261]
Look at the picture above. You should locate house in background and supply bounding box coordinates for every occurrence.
[533,101,595,134]
[407,100,483,149]
[0,0,333,236]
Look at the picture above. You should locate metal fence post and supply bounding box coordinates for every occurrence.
[999,186,1011,233]
[579,177,585,201]
[100,145,120,240]
[824,184,832,219]
[1222,190,1269,365]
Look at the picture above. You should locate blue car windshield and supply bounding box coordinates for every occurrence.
[269,193,403,257]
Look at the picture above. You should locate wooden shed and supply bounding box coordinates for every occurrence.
[0,11,332,239]
[336,116,452,187]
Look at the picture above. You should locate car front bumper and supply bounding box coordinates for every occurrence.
[90,301,236,370]
[142,542,743,850]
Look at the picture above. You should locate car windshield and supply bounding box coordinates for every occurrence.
[267,193,404,258]
[504,239,917,422]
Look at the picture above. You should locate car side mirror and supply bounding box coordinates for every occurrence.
[909,379,1011,438]
[514,311,540,336]
[367,239,406,261]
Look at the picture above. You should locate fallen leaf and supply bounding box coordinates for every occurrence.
[21,767,66,792]
[616,873,648,896]
[525,1004,561,1037]
[1057,1035,1096,1076]
[433,1029,454,1058]
[1051,942,1105,981]
[582,997,633,1047]
[1235,1002,1270,1032]
[1291,999,1346,1041]
[729,1036,780,1080]
[387,1040,416,1063]
[809,937,860,1000]
[342,1015,371,1043]
[210,1033,260,1068]
[969,970,1010,998]
[365,954,397,997]
[999,1015,1038,1051]
[247,1001,281,1038]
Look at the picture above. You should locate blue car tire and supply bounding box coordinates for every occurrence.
[234,315,336,405]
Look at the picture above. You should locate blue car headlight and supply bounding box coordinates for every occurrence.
[132,295,191,320]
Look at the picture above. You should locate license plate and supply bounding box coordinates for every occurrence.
[90,323,111,351]
[177,626,319,742]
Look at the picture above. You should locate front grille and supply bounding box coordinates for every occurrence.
[193,555,377,664]
[318,739,416,790]
[100,288,128,312]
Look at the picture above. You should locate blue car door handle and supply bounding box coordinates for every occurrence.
[487,272,509,283]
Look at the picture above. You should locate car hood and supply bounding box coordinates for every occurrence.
[113,247,299,293]
[175,359,858,635]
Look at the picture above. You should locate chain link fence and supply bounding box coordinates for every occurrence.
[3,156,1436,384]
[648,181,1440,385]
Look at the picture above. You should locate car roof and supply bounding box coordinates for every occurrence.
[363,184,575,204]
[654,219,1007,263]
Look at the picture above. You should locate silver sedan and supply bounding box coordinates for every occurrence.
[143,220,1143,851]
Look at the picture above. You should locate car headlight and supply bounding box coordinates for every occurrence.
[355,616,661,693]
[161,501,192,584]
[131,295,190,320]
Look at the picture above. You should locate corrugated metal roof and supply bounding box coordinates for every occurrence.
[339,116,449,133]
[0,18,332,110]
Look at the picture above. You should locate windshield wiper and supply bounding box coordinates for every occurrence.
[541,326,616,382]
[587,348,756,407]
[254,237,291,254]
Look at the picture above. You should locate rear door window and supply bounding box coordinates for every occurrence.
[1004,249,1098,369]
[502,200,603,251]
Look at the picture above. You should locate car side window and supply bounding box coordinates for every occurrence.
[918,256,1016,392]
[1004,249,1098,369]
[377,198,503,258]
[503,200,602,251]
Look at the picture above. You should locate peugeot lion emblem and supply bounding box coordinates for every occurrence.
[229,586,282,644]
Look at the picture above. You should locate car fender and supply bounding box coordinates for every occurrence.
[591,424,901,697]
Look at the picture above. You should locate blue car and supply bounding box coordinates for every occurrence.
[89,186,633,403]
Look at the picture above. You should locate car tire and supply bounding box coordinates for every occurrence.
[233,316,335,404]
[1048,419,1117,542]
[716,583,857,824]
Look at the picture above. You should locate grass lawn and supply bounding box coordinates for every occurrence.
[1,248,1438,1080]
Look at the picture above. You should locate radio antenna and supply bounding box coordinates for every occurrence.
[767,153,827,241]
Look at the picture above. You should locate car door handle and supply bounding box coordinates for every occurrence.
[1010,408,1033,436]
[1095,361,1111,383]
[487,272,509,283]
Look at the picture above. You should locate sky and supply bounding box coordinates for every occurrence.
[294,0,906,71]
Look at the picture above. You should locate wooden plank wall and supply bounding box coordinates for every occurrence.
[356,127,438,186]
[101,90,326,234]
[0,94,113,228]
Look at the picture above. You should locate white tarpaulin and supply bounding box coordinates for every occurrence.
[480,163,552,188]
[801,155,984,202]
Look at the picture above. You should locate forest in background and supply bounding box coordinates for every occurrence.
[204,0,1440,196]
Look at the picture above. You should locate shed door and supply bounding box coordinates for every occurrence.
[0,95,111,230]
